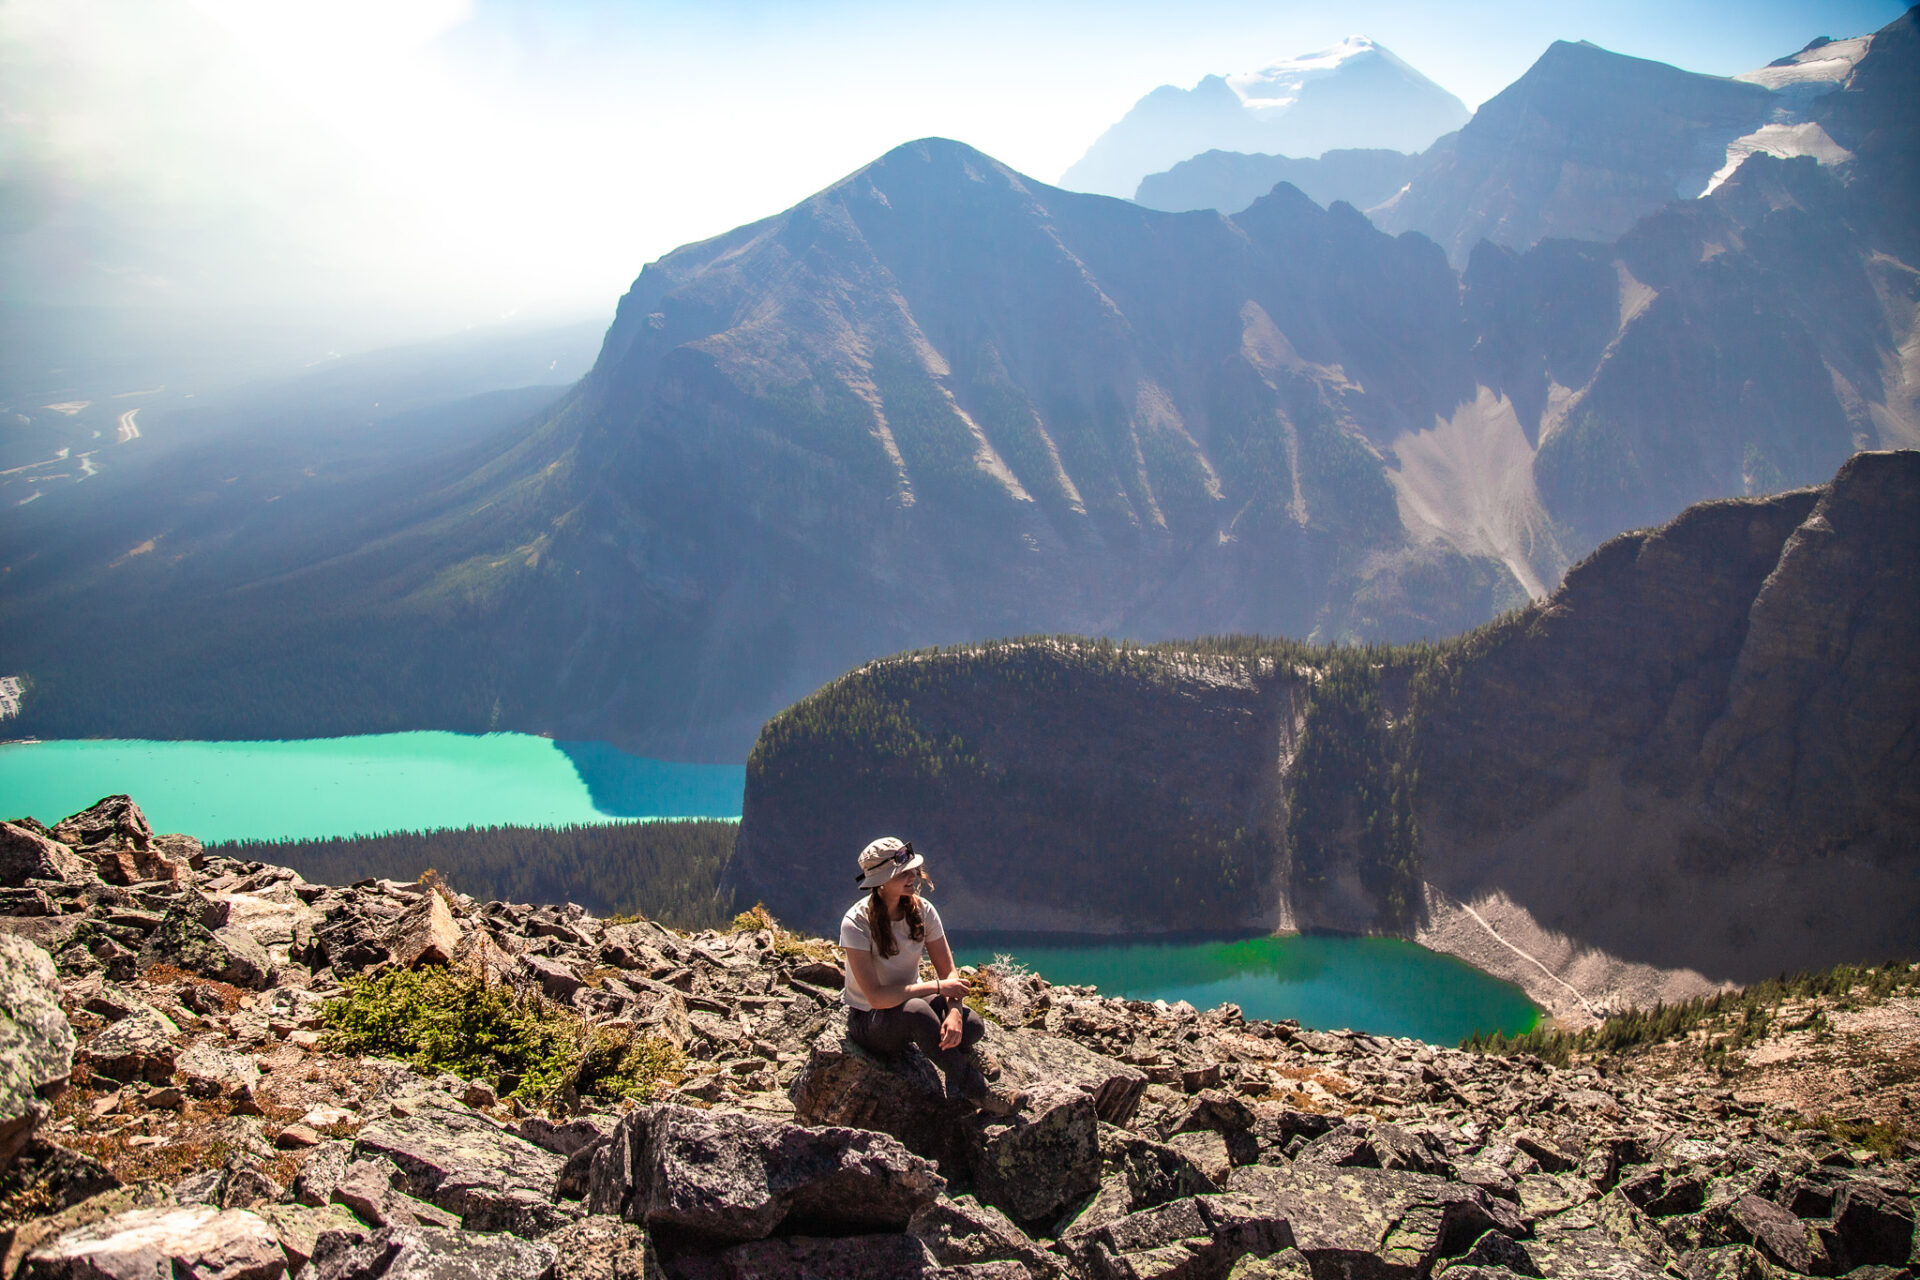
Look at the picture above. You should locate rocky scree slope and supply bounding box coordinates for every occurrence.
[8,27,1917,760]
[5,797,1920,1279]
[733,450,1920,1022]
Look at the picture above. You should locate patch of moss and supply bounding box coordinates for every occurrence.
[319,965,682,1104]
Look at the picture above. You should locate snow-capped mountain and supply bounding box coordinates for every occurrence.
[1059,37,1468,200]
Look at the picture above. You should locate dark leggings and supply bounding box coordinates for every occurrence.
[847,995,986,1082]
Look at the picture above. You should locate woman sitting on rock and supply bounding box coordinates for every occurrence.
[840,836,1025,1115]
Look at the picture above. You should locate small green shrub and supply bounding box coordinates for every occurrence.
[320,966,682,1103]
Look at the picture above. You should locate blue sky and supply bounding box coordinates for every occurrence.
[1,0,1906,329]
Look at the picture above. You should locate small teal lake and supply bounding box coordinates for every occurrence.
[0,733,744,843]
[953,933,1539,1045]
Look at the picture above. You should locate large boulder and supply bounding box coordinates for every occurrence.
[303,1224,557,1280]
[384,893,463,969]
[351,1094,568,1233]
[0,933,76,1174]
[82,1010,179,1085]
[788,1023,970,1163]
[138,898,271,990]
[0,823,92,888]
[988,1023,1147,1127]
[1829,1181,1916,1271]
[962,1088,1102,1229]
[22,1205,285,1280]
[585,1103,944,1244]
[1231,1163,1524,1279]
[1056,1193,1294,1280]
[910,1194,1065,1279]
[49,797,190,888]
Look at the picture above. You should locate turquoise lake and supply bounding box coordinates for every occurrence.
[953,933,1540,1045]
[0,733,744,843]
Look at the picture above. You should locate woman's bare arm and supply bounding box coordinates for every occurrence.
[844,945,966,1010]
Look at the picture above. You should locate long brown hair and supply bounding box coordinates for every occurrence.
[866,882,930,960]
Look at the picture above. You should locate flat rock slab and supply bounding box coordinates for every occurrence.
[587,1103,944,1244]
[1231,1163,1524,1280]
[352,1094,564,1229]
[23,1205,285,1280]
[1,933,75,1173]
[305,1224,557,1280]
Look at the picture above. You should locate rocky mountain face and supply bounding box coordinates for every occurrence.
[1133,148,1419,217]
[1369,40,1778,265]
[734,451,1920,1019]
[4,17,1915,759]
[5,796,1918,1280]
[1059,40,1466,200]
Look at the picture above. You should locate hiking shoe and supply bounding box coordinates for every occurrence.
[973,1080,1027,1117]
[967,1042,1003,1081]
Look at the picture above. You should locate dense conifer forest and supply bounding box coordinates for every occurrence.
[209,819,738,929]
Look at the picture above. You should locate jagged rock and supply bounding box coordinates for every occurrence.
[963,1088,1102,1227]
[1097,1127,1220,1216]
[1166,1130,1232,1188]
[22,1205,285,1280]
[249,1204,366,1273]
[1,933,75,1175]
[290,1140,356,1208]
[1445,1230,1541,1276]
[788,1022,967,1162]
[1056,1192,1293,1280]
[668,1233,941,1280]
[175,1155,284,1211]
[330,1157,460,1230]
[988,1023,1147,1127]
[384,894,463,969]
[1829,1181,1916,1270]
[585,1103,944,1243]
[2,1185,177,1280]
[303,1223,557,1280]
[0,823,92,888]
[910,1193,1064,1279]
[542,1216,653,1280]
[1232,1162,1525,1279]
[519,954,583,1001]
[351,1094,567,1232]
[138,899,270,990]
[1224,1250,1313,1280]
[49,798,190,888]
[1527,1217,1672,1280]
[83,1010,178,1085]
[1165,1089,1255,1137]
[177,1040,262,1101]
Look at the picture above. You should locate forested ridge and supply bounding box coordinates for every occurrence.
[210,819,739,929]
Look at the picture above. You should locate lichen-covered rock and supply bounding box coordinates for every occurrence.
[138,898,270,989]
[304,1223,557,1280]
[250,1204,366,1272]
[988,1023,1147,1128]
[1232,1162,1524,1279]
[49,797,190,888]
[82,1010,178,1085]
[0,933,75,1174]
[788,1022,967,1163]
[1829,1181,1916,1270]
[1056,1192,1293,1280]
[176,1040,262,1101]
[22,1205,285,1280]
[962,1088,1101,1227]
[542,1216,654,1280]
[351,1094,566,1231]
[0,823,92,888]
[910,1193,1064,1279]
[586,1103,944,1243]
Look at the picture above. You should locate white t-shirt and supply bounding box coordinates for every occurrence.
[839,897,945,1011]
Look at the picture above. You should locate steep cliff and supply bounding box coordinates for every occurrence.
[733,451,1920,1016]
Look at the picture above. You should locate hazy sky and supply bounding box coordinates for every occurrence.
[1,0,1906,330]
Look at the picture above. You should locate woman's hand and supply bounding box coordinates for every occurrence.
[939,1004,965,1050]
[935,975,969,1000]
